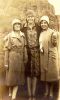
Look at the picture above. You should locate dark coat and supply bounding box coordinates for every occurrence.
[39,28,60,81]
[4,31,28,86]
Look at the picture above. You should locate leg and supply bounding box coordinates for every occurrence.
[44,83,49,96]
[49,84,53,97]
[57,81,60,100]
[12,86,18,100]
[32,77,37,96]
[9,87,12,97]
[32,77,37,100]
[27,77,32,100]
[53,81,59,100]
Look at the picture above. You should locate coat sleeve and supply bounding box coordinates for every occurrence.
[39,34,42,49]
[4,34,11,69]
[51,31,59,47]
[23,37,28,65]
[58,32,60,75]
[39,33,44,53]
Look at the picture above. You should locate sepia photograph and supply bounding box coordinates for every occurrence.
[0,0,60,100]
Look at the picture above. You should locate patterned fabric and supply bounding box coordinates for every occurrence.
[24,25,40,77]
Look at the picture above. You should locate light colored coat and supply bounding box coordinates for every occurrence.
[4,31,28,86]
[39,28,60,81]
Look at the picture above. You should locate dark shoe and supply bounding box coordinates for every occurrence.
[32,96,36,100]
[28,96,32,100]
[11,97,16,100]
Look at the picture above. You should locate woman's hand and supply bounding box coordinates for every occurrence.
[40,43,44,54]
[51,32,58,46]
[40,48,44,53]
[4,65,9,70]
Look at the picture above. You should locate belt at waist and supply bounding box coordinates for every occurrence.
[10,47,23,53]
[26,45,39,49]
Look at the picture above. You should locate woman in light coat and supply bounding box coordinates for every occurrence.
[4,19,28,100]
[39,15,60,98]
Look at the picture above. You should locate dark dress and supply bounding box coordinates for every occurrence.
[22,24,40,77]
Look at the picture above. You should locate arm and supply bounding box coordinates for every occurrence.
[51,31,59,47]
[39,34,44,53]
[4,49,9,70]
[4,34,11,70]
[23,39,28,65]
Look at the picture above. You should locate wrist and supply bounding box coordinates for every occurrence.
[5,65,8,67]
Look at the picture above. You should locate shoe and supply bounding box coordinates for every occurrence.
[11,98,16,100]
[44,92,48,97]
[32,97,36,100]
[28,96,31,100]
[9,92,12,97]
[49,90,53,98]
[9,87,12,97]
[11,96,16,100]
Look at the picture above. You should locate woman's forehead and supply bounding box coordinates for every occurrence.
[27,15,34,17]
[41,20,48,23]
[13,23,21,26]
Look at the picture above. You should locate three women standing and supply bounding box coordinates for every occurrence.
[4,12,60,100]
[4,19,28,100]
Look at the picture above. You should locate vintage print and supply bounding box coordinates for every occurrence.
[0,0,60,100]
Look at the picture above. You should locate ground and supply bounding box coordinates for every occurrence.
[0,81,59,100]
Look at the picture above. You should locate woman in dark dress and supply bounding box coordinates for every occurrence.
[22,10,40,100]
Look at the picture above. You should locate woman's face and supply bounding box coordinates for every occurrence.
[40,20,48,30]
[13,23,21,31]
[27,15,35,24]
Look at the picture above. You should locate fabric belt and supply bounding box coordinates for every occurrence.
[26,45,39,49]
[10,47,22,53]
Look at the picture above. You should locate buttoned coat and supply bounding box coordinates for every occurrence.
[39,28,60,81]
[4,31,28,86]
